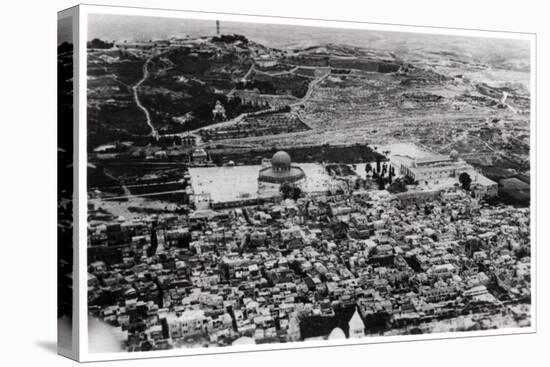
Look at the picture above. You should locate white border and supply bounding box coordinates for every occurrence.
[76,4,537,362]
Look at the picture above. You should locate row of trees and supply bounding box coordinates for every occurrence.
[365,159,397,190]
[277,164,474,201]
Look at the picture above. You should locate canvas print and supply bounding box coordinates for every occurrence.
[84,10,532,356]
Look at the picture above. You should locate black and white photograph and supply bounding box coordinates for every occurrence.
[2,0,550,366]
[57,13,75,354]
[84,8,533,357]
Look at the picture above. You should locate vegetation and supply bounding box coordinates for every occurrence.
[387,178,408,194]
[459,172,472,190]
[330,220,350,240]
[376,176,388,190]
[87,38,114,49]
[365,163,373,174]
[279,183,302,201]
[212,34,249,44]
[239,72,311,98]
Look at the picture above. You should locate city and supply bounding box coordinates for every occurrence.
[75,14,532,353]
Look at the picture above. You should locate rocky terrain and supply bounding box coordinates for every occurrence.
[87,33,530,176]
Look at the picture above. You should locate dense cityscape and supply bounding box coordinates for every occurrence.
[68,14,532,353]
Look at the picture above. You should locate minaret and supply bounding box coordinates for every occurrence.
[216,20,220,35]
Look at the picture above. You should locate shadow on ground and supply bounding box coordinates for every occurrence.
[36,341,58,354]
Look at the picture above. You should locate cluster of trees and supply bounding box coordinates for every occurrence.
[365,158,397,190]
[387,178,408,194]
[222,96,270,118]
[279,182,302,201]
[236,74,310,99]
[87,38,114,49]
[157,135,184,147]
[236,79,277,94]
[212,34,249,44]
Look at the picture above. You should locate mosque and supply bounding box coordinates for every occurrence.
[393,147,498,197]
[258,151,306,196]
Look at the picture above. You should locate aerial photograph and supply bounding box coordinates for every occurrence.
[85,13,532,353]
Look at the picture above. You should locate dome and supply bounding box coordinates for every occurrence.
[271,151,291,171]
[328,327,346,340]
[258,150,305,184]
[450,150,459,160]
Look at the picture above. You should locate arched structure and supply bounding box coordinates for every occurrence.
[328,327,346,340]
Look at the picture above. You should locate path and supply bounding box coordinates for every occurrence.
[133,56,158,139]
[291,68,331,108]
[227,64,255,97]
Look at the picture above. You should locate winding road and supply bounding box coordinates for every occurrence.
[133,56,158,139]
[193,65,330,134]
[291,68,331,107]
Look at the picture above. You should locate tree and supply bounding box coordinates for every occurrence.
[87,38,114,49]
[387,178,407,194]
[292,186,302,201]
[459,172,472,190]
[331,220,349,240]
[279,182,293,199]
[377,176,388,190]
[365,163,373,174]
[280,183,302,201]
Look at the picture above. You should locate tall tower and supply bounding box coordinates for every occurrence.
[216,20,220,35]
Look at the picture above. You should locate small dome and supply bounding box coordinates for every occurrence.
[450,150,459,160]
[328,327,346,340]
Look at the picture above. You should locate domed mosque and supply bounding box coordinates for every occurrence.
[258,151,306,196]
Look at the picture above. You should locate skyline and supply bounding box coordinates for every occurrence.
[87,14,530,57]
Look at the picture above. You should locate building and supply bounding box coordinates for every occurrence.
[212,100,226,121]
[168,309,210,339]
[395,189,441,206]
[258,151,306,196]
[348,308,365,338]
[180,134,197,148]
[396,148,497,197]
[399,152,468,184]
[191,148,209,165]
[254,54,277,68]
